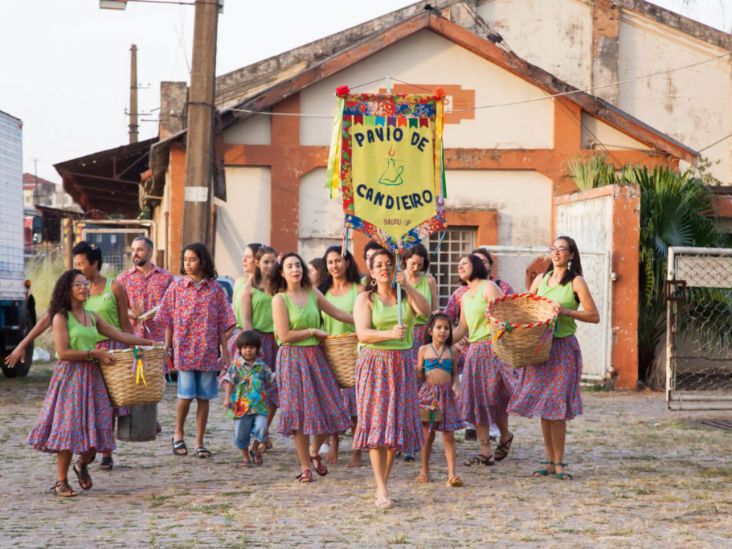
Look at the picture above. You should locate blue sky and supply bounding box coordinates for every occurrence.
[0,0,729,183]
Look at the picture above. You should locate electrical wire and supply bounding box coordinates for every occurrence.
[218,51,731,119]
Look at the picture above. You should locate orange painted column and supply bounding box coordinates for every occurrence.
[168,143,187,272]
[611,185,640,389]
[269,94,302,253]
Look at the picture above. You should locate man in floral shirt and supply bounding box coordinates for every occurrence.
[117,236,174,342]
[156,243,236,459]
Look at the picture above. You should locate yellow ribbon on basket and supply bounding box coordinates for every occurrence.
[132,347,147,386]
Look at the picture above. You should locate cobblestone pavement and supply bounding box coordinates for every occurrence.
[2,362,731,548]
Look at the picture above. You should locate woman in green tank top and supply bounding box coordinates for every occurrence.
[508,236,599,480]
[452,254,516,467]
[27,270,157,497]
[270,252,355,483]
[353,247,431,508]
[72,241,134,469]
[228,246,280,441]
[317,245,364,467]
[403,244,438,361]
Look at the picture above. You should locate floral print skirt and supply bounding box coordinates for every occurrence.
[276,345,351,436]
[508,335,583,421]
[418,381,464,433]
[27,360,116,454]
[459,340,515,427]
[353,348,423,453]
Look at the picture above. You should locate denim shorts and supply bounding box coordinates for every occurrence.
[177,370,219,400]
[233,414,267,449]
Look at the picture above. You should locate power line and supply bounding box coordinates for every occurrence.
[699,132,732,152]
[221,51,731,119]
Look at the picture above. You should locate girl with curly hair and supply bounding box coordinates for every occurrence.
[27,270,158,497]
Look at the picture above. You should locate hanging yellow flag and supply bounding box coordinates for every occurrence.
[326,89,447,253]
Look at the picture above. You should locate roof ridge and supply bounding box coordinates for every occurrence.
[215,0,463,109]
[619,0,731,51]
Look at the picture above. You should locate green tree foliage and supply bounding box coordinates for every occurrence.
[568,156,729,383]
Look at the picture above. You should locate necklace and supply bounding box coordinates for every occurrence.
[72,310,89,327]
[429,343,448,364]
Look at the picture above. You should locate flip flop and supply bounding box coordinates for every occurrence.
[446,476,464,487]
[172,438,188,456]
[296,469,313,483]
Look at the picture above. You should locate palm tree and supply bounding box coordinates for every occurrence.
[567,156,729,384]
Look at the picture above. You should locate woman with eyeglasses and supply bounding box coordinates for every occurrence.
[27,270,157,497]
[508,236,599,480]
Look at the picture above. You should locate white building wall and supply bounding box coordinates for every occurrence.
[444,170,553,246]
[299,168,346,261]
[477,0,732,183]
[223,114,271,145]
[300,30,554,150]
[617,12,732,182]
[477,0,593,91]
[214,167,271,278]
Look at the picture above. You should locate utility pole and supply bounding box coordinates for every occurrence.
[129,44,139,144]
[182,0,219,248]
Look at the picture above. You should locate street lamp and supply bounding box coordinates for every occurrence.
[100,0,223,11]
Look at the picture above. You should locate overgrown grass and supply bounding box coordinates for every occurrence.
[25,252,66,353]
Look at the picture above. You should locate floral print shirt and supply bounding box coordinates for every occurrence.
[222,358,272,418]
[156,277,236,372]
[117,264,174,341]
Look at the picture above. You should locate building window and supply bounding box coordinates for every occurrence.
[428,226,476,308]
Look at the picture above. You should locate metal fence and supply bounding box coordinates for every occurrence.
[479,245,613,382]
[666,246,732,410]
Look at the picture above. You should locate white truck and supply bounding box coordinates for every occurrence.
[0,110,34,377]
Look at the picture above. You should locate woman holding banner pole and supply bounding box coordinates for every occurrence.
[353,248,430,509]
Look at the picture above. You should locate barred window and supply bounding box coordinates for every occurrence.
[428,226,476,308]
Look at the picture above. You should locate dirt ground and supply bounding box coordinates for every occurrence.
[1,362,731,548]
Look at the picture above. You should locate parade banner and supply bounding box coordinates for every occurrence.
[326,87,447,253]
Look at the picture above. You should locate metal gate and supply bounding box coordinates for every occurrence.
[666,246,732,410]
[480,245,613,382]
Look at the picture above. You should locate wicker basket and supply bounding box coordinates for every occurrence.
[100,346,166,407]
[322,333,358,388]
[486,293,558,368]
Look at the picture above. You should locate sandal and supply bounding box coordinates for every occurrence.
[463,453,495,467]
[51,480,76,498]
[532,460,555,477]
[99,456,113,471]
[296,469,313,483]
[494,432,514,462]
[554,463,573,480]
[72,461,93,490]
[251,449,263,466]
[416,472,430,484]
[309,453,328,476]
[446,476,464,487]
[195,447,212,458]
[172,438,188,456]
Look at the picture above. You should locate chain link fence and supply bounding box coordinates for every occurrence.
[666,247,732,410]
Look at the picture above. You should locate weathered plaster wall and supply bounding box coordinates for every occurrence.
[581,112,651,150]
[618,12,732,182]
[214,167,271,278]
[444,169,552,246]
[300,30,554,149]
[477,0,732,183]
[298,168,345,262]
[223,114,271,145]
[476,0,593,91]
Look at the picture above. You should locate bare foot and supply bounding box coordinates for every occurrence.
[347,451,362,468]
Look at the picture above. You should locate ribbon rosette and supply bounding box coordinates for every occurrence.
[131,347,148,386]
